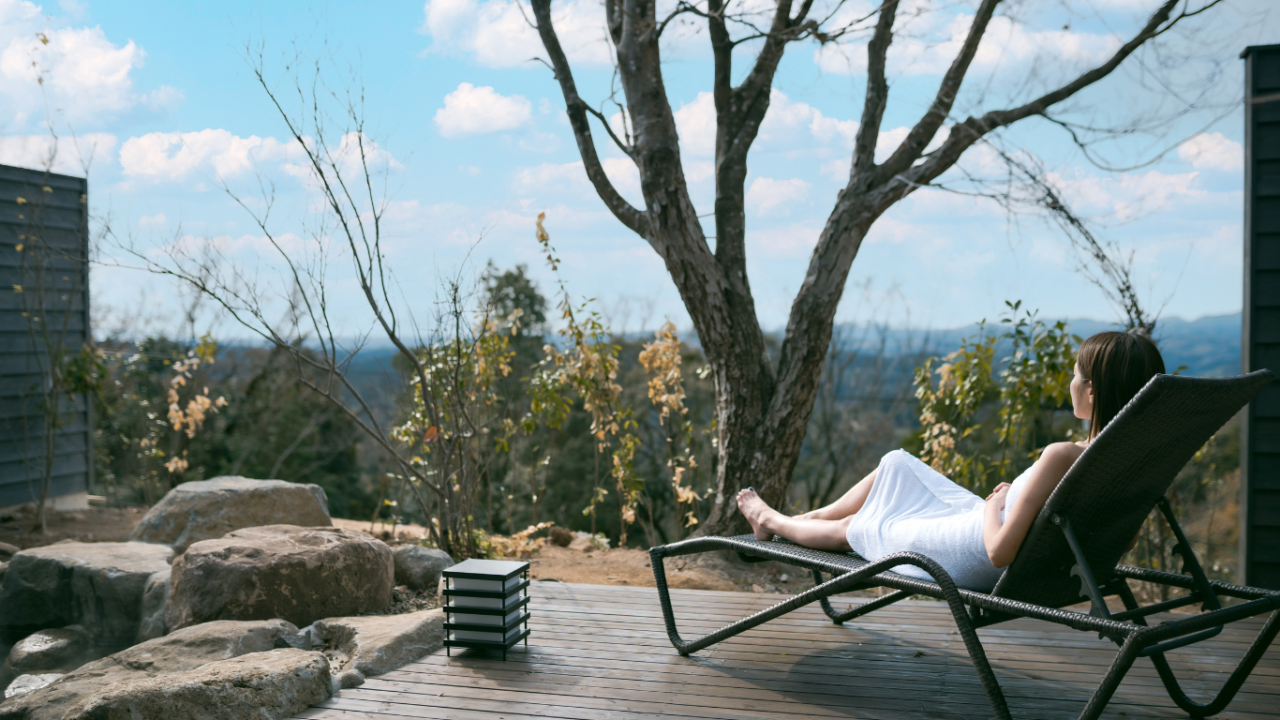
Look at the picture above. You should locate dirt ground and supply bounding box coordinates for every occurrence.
[0,505,149,550]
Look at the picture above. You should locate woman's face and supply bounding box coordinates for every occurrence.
[1071,362,1093,422]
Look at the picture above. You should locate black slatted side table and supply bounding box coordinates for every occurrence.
[441,558,530,660]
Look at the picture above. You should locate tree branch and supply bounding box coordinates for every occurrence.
[582,103,635,159]
[851,0,897,177]
[898,0,1184,195]
[877,0,999,182]
[532,0,650,237]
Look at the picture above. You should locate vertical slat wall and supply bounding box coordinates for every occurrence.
[1243,45,1280,590]
[0,164,92,508]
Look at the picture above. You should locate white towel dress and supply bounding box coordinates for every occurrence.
[843,449,1031,591]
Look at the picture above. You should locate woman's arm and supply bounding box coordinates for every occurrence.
[983,443,1083,568]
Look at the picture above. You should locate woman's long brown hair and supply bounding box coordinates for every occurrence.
[1077,331,1166,438]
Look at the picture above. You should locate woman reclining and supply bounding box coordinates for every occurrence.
[736,330,1164,591]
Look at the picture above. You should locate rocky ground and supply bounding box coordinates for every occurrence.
[0,478,467,718]
[5,506,845,597]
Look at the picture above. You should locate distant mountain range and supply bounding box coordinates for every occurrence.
[830,312,1243,379]
[333,311,1245,390]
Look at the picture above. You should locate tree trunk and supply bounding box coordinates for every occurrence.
[530,0,1189,538]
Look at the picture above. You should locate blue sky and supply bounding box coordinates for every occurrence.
[1,0,1276,341]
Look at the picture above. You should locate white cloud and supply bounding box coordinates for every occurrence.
[602,157,642,200]
[762,90,858,149]
[514,157,643,206]
[1178,132,1242,172]
[675,90,861,157]
[1047,169,1202,223]
[0,13,181,128]
[421,0,609,68]
[138,213,166,228]
[280,132,401,188]
[119,130,293,181]
[814,14,1121,78]
[0,132,115,174]
[515,161,590,195]
[750,222,822,255]
[746,177,810,217]
[673,92,716,156]
[685,160,714,183]
[435,82,532,137]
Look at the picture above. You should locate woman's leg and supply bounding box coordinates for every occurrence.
[795,467,878,521]
[737,489,853,551]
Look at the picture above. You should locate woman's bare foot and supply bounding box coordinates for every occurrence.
[736,488,777,541]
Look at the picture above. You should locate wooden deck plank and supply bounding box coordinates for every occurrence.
[294,581,1279,720]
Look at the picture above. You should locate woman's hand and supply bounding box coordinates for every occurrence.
[986,484,1010,511]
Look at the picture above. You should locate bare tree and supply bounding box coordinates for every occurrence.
[115,49,513,558]
[531,0,1220,535]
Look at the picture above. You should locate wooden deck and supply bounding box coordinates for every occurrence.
[295,581,1279,720]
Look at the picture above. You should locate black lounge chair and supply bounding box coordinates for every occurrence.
[649,370,1279,720]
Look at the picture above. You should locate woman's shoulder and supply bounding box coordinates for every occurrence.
[1037,442,1087,471]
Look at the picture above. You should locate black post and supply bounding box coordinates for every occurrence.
[1242,44,1280,590]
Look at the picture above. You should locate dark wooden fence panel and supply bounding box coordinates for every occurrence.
[0,163,92,509]
[1244,44,1280,589]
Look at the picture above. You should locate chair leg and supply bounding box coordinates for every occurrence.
[812,569,913,624]
[652,547,886,656]
[937,577,1011,720]
[1114,579,1280,717]
[1148,610,1280,718]
[1078,635,1143,720]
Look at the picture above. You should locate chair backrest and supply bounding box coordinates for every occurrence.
[989,370,1273,608]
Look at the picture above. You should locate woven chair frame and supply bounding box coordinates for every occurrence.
[649,370,1280,720]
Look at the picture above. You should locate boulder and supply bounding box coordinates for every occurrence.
[166,525,393,632]
[136,570,169,643]
[0,626,90,693]
[0,543,18,562]
[0,619,302,719]
[127,477,332,553]
[0,541,173,646]
[77,650,328,720]
[0,561,6,586]
[307,609,444,689]
[391,545,454,592]
[0,650,329,720]
[3,674,60,700]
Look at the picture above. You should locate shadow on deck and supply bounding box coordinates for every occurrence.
[294,581,1279,720]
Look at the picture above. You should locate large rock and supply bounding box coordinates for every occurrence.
[0,619,302,719]
[33,650,330,720]
[392,545,454,592]
[308,609,444,689]
[3,674,60,700]
[136,570,169,643]
[0,626,90,693]
[166,525,393,632]
[0,541,173,646]
[127,477,332,553]
[0,543,18,562]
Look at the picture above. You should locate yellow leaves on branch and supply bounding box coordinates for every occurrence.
[640,322,702,529]
[164,453,189,474]
[638,321,687,426]
[164,337,228,442]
